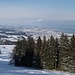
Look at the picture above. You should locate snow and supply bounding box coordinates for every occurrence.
[22,28,62,40]
[0,45,75,75]
[1,38,18,42]
[0,27,73,43]
[23,28,73,39]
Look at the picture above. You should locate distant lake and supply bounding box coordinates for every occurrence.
[18,20,75,34]
[39,20,75,34]
[0,20,75,34]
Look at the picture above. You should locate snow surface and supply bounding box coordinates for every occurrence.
[0,27,73,43]
[0,45,75,75]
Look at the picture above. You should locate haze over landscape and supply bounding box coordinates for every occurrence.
[0,0,75,75]
[0,0,75,24]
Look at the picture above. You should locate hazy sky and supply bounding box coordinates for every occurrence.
[0,0,75,24]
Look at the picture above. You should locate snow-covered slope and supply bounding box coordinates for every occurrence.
[0,45,75,75]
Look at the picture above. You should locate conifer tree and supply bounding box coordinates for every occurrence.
[44,39,51,69]
[20,38,27,56]
[59,33,65,70]
[0,49,1,54]
[41,36,47,68]
[12,39,22,66]
[59,33,71,71]
[23,37,35,67]
[34,36,42,68]
[70,34,75,72]
[49,35,56,69]
[55,38,60,69]
[13,39,21,57]
[12,33,75,72]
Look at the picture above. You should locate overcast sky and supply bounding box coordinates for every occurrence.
[0,0,75,24]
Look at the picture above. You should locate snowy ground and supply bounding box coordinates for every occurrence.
[0,45,75,75]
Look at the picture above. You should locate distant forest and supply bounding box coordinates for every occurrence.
[12,33,75,73]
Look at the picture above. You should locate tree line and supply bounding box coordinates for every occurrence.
[12,33,75,72]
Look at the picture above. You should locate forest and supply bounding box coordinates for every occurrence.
[12,33,75,73]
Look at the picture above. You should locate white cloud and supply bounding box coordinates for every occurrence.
[38,19,43,22]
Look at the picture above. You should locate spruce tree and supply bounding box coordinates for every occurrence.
[0,49,1,54]
[55,38,60,69]
[34,36,42,68]
[12,40,22,66]
[41,36,47,69]
[70,34,75,72]
[49,35,56,69]
[44,39,51,69]
[23,37,35,67]
[12,33,75,72]
[59,33,71,71]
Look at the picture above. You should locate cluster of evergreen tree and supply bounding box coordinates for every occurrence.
[12,33,75,72]
[0,49,1,54]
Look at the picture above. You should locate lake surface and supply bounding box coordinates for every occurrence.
[0,20,75,34]
[18,20,75,34]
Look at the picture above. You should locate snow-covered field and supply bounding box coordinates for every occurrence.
[0,27,73,44]
[0,45,75,75]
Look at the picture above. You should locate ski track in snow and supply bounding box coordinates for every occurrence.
[0,45,75,75]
